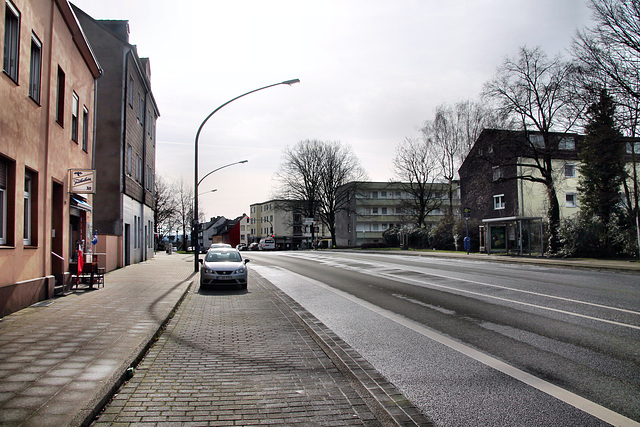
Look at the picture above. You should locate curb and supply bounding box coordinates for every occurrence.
[77,278,195,427]
[265,278,434,426]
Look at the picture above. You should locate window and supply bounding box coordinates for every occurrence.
[56,66,65,125]
[147,109,151,134]
[559,137,575,150]
[146,165,152,190]
[381,207,388,215]
[82,107,89,151]
[372,207,378,215]
[71,92,79,142]
[380,191,387,198]
[136,155,142,183]
[626,142,640,154]
[23,170,31,245]
[493,194,505,210]
[3,1,20,82]
[566,193,577,208]
[529,134,544,148]
[492,166,503,181]
[29,33,42,102]
[372,191,378,199]
[564,163,575,178]
[128,76,134,107]
[126,144,132,175]
[0,157,7,244]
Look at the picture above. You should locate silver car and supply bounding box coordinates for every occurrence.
[199,248,249,290]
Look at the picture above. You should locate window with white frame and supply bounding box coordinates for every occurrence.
[493,194,505,210]
[23,170,31,245]
[381,207,388,215]
[565,192,577,208]
[29,33,42,102]
[564,163,575,178]
[71,92,79,142]
[3,0,20,82]
[372,191,378,199]
[0,158,7,244]
[559,137,575,150]
[371,207,378,215]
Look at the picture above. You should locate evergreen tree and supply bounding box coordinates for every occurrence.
[578,89,624,226]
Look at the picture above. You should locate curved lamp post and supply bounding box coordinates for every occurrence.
[194,79,300,271]
[198,188,217,197]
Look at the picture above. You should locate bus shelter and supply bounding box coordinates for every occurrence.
[480,216,544,256]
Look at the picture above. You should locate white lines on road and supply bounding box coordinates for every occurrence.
[259,265,640,427]
[281,252,640,331]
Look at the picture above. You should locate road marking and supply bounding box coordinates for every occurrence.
[257,265,640,427]
[282,252,640,329]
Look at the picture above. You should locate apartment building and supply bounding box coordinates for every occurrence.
[335,181,459,247]
[1,0,101,315]
[458,129,584,254]
[72,6,159,270]
[249,200,330,250]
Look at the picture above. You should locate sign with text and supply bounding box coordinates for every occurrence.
[69,169,95,193]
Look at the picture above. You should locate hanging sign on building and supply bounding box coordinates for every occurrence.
[69,169,96,193]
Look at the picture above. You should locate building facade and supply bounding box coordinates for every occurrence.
[249,200,330,250]
[335,181,459,247]
[73,6,159,270]
[200,214,248,249]
[458,129,584,254]
[1,0,101,315]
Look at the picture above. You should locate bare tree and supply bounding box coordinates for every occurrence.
[153,175,177,249]
[573,0,640,250]
[392,137,443,227]
[317,142,368,246]
[483,46,583,254]
[275,139,367,245]
[275,139,325,219]
[424,100,506,216]
[175,179,194,251]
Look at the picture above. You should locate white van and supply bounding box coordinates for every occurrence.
[259,238,276,250]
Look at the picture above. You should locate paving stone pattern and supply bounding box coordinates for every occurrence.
[94,275,386,426]
[0,253,194,426]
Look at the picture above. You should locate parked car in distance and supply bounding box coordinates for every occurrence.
[236,243,247,251]
[201,242,231,253]
[248,243,260,251]
[199,247,249,290]
[259,238,276,250]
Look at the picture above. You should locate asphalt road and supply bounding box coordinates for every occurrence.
[247,250,640,426]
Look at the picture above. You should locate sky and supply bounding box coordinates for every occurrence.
[70,0,594,220]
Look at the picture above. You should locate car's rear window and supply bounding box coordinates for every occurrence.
[205,251,242,262]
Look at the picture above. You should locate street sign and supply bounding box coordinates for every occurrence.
[463,207,471,218]
[69,169,95,193]
[304,217,314,225]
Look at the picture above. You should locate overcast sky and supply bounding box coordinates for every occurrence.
[70,0,593,220]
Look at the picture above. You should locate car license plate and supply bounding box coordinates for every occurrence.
[216,276,233,280]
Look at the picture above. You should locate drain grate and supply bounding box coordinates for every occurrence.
[31,301,55,307]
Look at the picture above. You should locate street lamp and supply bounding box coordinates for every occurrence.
[193,77,300,272]
[198,188,217,197]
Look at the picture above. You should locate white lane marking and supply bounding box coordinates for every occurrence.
[279,252,640,329]
[256,265,640,427]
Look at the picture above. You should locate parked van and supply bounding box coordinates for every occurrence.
[259,238,276,250]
